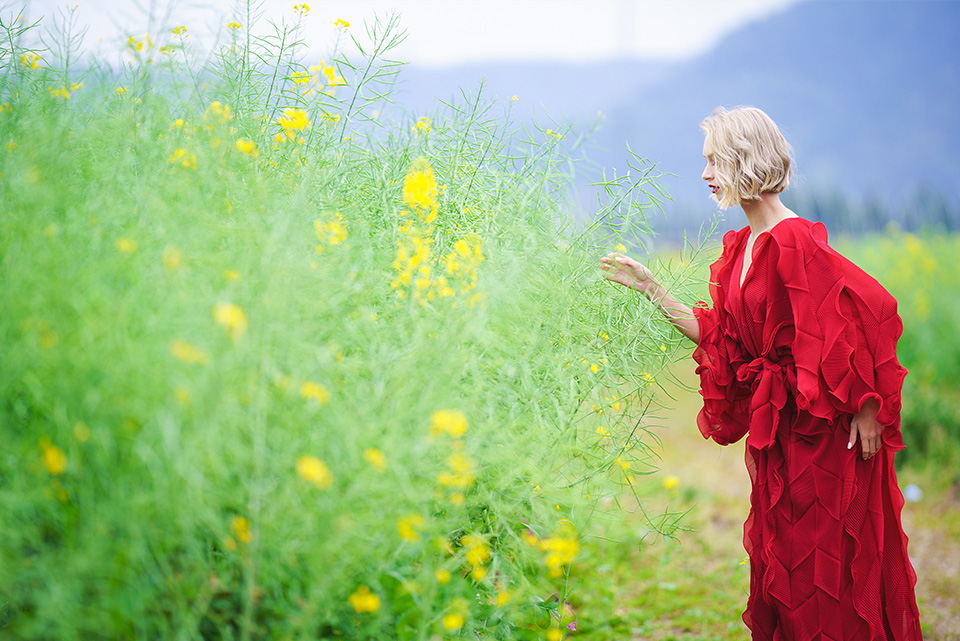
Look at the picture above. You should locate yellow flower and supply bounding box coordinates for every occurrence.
[615,243,626,253]
[547,629,563,641]
[162,245,182,270]
[402,161,439,211]
[437,453,475,489]
[413,117,432,136]
[277,108,310,137]
[230,515,253,543]
[228,21,242,29]
[41,441,67,475]
[170,339,210,365]
[397,514,425,542]
[20,53,42,70]
[461,533,490,567]
[291,70,311,86]
[348,585,380,613]
[363,448,387,472]
[172,26,187,35]
[542,533,579,578]
[116,86,128,95]
[296,455,332,488]
[320,63,344,87]
[435,568,451,584]
[293,3,310,15]
[168,148,197,169]
[299,381,330,404]
[430,409,468,437]
[442,612,464,632]
[116,237,138,254]
[662,475,679,490]
[213,302,248,340]
[235,138,258,157]
[450,492,465,506]
[334,18,350,29]
[48,87,70,99]
[495,589,511,607]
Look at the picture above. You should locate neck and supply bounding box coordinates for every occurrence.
[740,193,792,235]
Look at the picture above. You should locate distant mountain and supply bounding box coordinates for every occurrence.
[393,0,960,237]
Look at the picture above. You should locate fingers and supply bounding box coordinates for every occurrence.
[849,419,881,460]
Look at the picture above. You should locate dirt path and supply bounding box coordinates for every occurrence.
[652,360,960,640]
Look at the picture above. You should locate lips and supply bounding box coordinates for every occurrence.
[709,184,719,194]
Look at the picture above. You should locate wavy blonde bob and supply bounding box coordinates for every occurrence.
[700,106,793,209]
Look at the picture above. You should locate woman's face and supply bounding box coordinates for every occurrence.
[701,138,722,201]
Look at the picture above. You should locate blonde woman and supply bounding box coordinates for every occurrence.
[601,107,923,639]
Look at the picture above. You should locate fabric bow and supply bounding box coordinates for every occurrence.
[736,356,796,450]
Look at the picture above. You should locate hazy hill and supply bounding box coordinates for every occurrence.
[394,0,960,235]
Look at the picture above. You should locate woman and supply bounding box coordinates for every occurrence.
[600,107,923,640]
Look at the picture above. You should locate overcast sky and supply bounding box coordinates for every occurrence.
[17,0,803,67]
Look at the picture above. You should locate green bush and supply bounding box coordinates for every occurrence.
[0,7,709,639]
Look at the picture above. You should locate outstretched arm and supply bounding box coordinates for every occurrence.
[599,253,700,344]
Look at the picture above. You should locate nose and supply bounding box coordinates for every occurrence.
[701,163,713,182]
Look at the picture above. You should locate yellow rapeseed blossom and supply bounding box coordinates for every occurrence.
[402,161,439,212]
[168,148,197,169]
[291,70,311,86]
[363,448,387,472]
[172,26,187,35]
[542,531,579,578]
[116,237,138,254]
[170,339,210,365]
[335,18,350,29]
[296,455,332,488]
[461,533,491,568]
[299,381,330,404]
[437,452,475,489]
[442,612,465,632]
[662,475,679,490]
[495,589,511,607]
[235,138,258,157]
[348,585,380,613]
[228,21,242,29]
[413,117,432,137]
[293,3,310,16]
[320,63,344,87]
[435,568,451,584]
[162,245,182,270]
[213,302,248,340]
[397,514,425,542]
[48,87,70,99]
[20,53,42,69]
[231,516,253,544]
[277,108,310,131]
[315,213,348,251]
[430,409,468,437]
[41,440,67,475]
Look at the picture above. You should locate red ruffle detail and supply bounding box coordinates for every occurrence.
[773,221,908,451]
[693,219,922,640]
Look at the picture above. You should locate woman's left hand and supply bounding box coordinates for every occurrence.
[849,398,882,460]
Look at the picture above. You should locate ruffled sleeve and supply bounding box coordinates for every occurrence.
[772,221,908,450]
[693,229,752,445]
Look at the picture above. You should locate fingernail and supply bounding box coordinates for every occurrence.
[847,442,852,449]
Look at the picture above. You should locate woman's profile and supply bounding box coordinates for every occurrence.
[600,106,923,639]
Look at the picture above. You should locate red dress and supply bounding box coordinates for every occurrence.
[693,217,923,640]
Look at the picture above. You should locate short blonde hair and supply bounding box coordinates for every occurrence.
[700,106,792,208]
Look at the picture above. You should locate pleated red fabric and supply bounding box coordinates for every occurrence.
[693,217,923,640]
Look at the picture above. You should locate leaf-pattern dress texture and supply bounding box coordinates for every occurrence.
[693,217,923,640]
